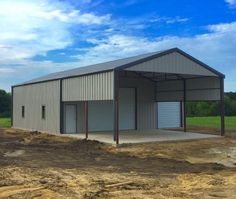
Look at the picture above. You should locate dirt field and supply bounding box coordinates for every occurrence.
[0,128,236,199]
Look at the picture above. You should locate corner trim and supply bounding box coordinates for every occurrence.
[59,79,64,133]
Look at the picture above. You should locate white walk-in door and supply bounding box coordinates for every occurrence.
[88,88,136,131]
[158,102,181,128]
[65,104,77,133]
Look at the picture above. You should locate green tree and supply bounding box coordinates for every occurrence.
[0,89,11,117]
[186,92,236,117]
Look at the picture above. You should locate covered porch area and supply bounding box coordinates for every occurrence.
[61,48,225,145]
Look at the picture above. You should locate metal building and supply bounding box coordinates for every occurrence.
[12,48,225,144]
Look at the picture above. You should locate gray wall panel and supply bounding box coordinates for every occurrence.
[125,52,217,76]
[156,77,221,101]
[186,90,220,101]
[119,76,156,130]
[13,80,60,133]
[186,77,220,90]
[156,80,183,101]
[62,71,114,101]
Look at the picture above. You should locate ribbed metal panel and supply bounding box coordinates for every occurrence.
[62,71,114,101]
[119,77,156,130]
[186,77,220,100]
[186,77,220,89]
[13,80,60,133]
[125,52,217,76]
[158,102,181,128]
[156,80,183,101]
[156,77,221,101]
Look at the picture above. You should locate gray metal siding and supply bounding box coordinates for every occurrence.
[186,77,220,100]
[158,102,181,128]
[62,71,114,101]
[119,77,156,130]
[13,80,60,133]
[88,100,114,131]
[156,77,221,101]
[125,52,217,76]
[156,80,183,101]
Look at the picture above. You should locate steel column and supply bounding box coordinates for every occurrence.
[135,87,138,130]
[180,101,183,127]
[85,101,88,139]
[183,79,187,132]
[11,86,13,127]
[220,78,225,136]
[113,70,119,144]
[59,79,64,134]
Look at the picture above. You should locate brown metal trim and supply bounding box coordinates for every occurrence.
[135,87,138,130]
[220,78,225,136]
[153,76,220,83]
[115,100,119,144]
[156,87,220,93]
[85,101,88,139]
[75,104,78,133]
[113,70,119,144]
[13,48,224,89]
[59,79,64,134]
[156,99,220,102]
[180,101,183,127]
[183,79,187,132]
[175,48,225,78]
[117,48,224,78]
[133,71,157,83]
[156,102,158,129]
[11,86,13,127]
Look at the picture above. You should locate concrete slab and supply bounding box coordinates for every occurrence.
[63,129,220,144]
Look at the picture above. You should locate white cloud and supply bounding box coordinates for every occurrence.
[76,21,236,91]
[0,0,110,60]
[166,17,189,24]
[0,68,15,74]
[150,16,189,24]
[0,1,235,92]
[225,0,236,7]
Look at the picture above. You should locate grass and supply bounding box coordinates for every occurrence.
[0,117,11,128]
[187,116,236,130]
[0,116,235,130]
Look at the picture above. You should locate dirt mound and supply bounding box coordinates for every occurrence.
[0,128,236,198]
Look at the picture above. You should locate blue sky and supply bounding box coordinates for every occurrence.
[0,0,236,91]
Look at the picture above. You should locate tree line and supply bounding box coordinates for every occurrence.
[0,89,11,117]
[186,92,236,117]
[0,89,236,117]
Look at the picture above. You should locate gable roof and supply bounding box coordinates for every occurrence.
[14,48,224,86]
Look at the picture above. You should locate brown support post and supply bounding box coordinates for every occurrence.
[113,70,119,144]
[59,79,64,134]
[180,101,183,127]
[134,88,138,130]
[183,79,187,132]
[154,82,158,129]
[220,78,225,136]
[85,101,88,139]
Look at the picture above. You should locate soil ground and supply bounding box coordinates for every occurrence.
[0,128,236,199]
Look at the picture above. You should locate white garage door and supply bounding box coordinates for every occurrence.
[158,102,181,128]
[88,88,136,131]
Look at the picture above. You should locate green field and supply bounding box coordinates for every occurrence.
[0,117,11,128]
[187,116,236,130]
[0,116,236,130]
